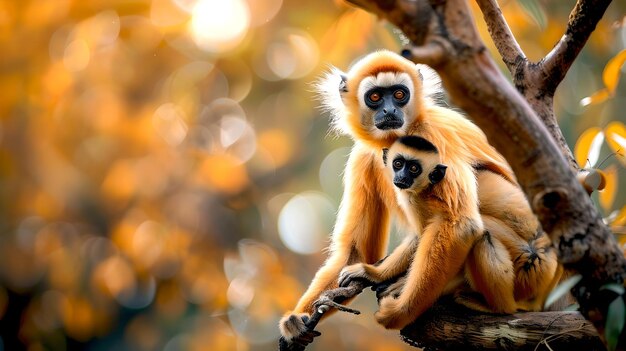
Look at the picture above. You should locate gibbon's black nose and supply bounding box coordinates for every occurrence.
[394,177,412,189]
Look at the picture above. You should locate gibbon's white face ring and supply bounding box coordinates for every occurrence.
[357,72,415,138]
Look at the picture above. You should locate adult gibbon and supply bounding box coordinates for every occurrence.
[279,50,561,341]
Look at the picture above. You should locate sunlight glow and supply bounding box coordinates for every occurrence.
[189,0,250,53]
[278,192,335,255]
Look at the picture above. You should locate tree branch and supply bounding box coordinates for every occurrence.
[539,0,613,93]
[471,0,613,170]
[400,298,605,351]
[474,0,525,75]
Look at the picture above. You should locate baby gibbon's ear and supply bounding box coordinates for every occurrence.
[429,164,447,184]
[382,148,389,166]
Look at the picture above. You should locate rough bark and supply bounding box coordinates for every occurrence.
[400,299,605,351]
[346,0,625,344]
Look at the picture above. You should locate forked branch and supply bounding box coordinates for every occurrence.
[473,0,613,170]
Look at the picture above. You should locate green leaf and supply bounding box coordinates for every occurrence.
[517,0,547,29]
[601,283,626,296]
[544,274,582,309]
[605,297,625,351]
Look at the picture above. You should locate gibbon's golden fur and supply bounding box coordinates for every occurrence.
[337,136,563,329]
[279,50,562,339]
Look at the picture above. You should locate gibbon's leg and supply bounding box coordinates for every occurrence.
[463,222,517,314]
[338,235,418,287]
[375,217,479,329]
[482,213,562,311]
[279,150,391,341]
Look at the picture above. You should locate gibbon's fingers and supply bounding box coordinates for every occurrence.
[339,235,419,288]
[338,264,369,288]
[364,235,419,282]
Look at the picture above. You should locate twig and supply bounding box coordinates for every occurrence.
[539,0,613,93]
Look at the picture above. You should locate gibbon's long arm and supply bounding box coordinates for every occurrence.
[375,216,479,329]
[291,145,392,316]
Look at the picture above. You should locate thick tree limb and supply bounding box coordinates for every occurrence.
[345,0,626,343]
[400,299,605,351]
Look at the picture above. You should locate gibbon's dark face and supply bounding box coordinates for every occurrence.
[364,84,410,130]
[385,149,447,192]
[355,72,416,138]
[391,155,422,189]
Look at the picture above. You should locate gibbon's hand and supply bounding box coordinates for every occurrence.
[278,313,321,350]
[338,264,374,288]
[372,274,406,301]
[375,295,411,330]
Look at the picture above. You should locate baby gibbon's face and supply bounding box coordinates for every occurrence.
[383,136,447,193]
[390,155,423,190]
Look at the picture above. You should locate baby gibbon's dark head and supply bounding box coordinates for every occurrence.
[383,136,447,192]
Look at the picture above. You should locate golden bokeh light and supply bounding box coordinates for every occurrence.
[189,0,251,53]
[2,0,624,350]
[63,39,90,72]
[278,192,335,254]
[247,0,283,27]
[153,103,189,146]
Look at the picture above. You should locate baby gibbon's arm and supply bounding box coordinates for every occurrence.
[338,235,418,287]
[375,216,479,329]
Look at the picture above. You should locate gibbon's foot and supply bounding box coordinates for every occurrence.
[372,275,406,301]
[375,295,414,330]
[338,264,374,288]
[278,313,321,350]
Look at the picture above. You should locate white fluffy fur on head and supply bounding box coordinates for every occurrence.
[313,52,446,137]
[415,64,446,107]
[313,66,351,135]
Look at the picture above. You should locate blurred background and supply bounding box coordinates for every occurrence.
[0,0,625,350]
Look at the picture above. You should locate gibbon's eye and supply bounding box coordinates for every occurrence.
[409,164,419,174]
[369,92,381,103]
[394,90,405,100]
[393,159,403,170]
